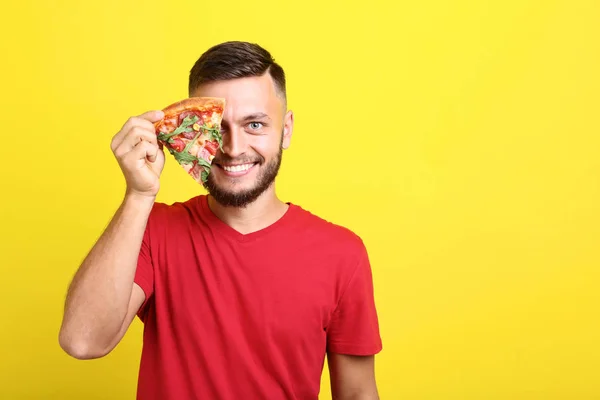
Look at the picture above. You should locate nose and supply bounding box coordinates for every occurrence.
[220,125,247,158]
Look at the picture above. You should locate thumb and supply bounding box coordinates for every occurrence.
[137,109,165,123]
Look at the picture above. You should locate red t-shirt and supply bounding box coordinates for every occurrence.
[133,195,382,399]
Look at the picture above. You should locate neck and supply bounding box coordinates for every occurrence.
[206,186,289,235]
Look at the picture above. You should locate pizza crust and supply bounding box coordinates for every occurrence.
[161,96,225,117]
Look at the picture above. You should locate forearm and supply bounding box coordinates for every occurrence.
[59,193,154,356]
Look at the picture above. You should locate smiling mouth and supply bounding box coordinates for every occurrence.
[218,163,257,173]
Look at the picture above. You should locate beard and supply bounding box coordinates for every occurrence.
[203,146,283,208]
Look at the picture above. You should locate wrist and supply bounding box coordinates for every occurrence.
[123,190,156,209]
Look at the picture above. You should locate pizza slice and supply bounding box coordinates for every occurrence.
[154,97,226,184]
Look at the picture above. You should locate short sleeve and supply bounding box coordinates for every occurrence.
[326,243,383,355]
[134,209,156,321]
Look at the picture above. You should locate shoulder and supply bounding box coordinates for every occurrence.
[146,195,203,228]
[290,204,374,297]
[290,203,367,256]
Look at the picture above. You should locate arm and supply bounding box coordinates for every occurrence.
[58,194,152,359]
[58,110,165,359]
[328,353,379,400]
[326,238,383,399]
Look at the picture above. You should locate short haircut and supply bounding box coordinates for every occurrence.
[188,41,286,103]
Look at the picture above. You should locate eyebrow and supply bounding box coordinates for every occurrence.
[240,112,271,122]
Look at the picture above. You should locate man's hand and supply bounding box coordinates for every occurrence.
[328,353,380,399]
[111,110,165,199]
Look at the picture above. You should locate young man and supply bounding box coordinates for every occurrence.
[59,41,382,400]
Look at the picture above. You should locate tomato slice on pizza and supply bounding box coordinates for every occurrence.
[154,97,225,184]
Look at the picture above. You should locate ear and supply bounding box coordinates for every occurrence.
[281,110,294,149]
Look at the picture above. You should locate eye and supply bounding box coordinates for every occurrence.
[248,122,263,130]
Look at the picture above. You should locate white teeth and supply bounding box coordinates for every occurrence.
[223,163,253,172]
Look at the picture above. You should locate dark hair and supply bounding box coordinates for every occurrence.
[188,41,286,101]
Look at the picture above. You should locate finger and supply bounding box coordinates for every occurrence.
[125,140,157,165]
[112,117,156,149]
[126,126,158,147]
[146,141,160,163]
[114,127,158,158]
[136,109,165,123]
[111,111,163,151]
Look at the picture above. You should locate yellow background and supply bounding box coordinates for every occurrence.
[1,0,599,398]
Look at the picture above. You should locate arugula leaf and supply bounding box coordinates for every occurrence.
[196,157,212,169]
[173,150,199,164]
[183,129,202,151]
[201,170,209,183]
[173,115,199,134]
[199,124,223,150]
[157,115,199,142]
[158,129,192,143]
[170,129,203,165]
[213,129,224,151]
